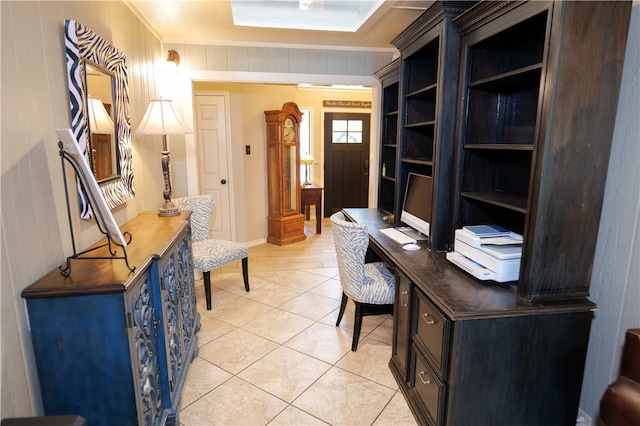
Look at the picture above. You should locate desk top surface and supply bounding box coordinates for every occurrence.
[343,208,594,319]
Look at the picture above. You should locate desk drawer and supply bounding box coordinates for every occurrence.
[414,289,449,376]
[412,346,445,426]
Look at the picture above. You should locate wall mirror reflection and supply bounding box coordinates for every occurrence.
[85,63,118,181]
[64,20,134,218]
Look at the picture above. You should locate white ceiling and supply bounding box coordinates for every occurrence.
[229,0,386,32]
[126,0,430,49]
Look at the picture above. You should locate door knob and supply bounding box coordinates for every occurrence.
[221,179,227,184]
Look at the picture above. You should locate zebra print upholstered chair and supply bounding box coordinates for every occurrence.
[173,195,249,310]
[330,211,395,351]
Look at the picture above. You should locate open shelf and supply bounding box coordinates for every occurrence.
[468,11,548,82]
[391,3,465,252]
[405,40,439,93]
[460,191,527,213]
[458,193,527,235]
[403,129,434,163]
[456,9,548,236]
[459,147,531,222]
[464,144,534,151]
[406,84,438,100]
[405,121,436,129]
[384,113,399,145]
[469,64,543,91]
[375,59,401,216]
[465,82,540,145]
[401,158,433,168]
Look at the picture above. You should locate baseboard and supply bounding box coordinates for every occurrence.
[248,237,267,247]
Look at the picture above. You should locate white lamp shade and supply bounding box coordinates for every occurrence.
[134,98,192,135]
[87,96,114,134]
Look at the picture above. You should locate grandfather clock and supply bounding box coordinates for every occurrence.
[265,102,306,245]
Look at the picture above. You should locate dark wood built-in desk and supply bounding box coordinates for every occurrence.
[300,183,323,234]
[22,212,200,426]
[343,208,595,426]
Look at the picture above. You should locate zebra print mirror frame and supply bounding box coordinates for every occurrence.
[63,20,134,218]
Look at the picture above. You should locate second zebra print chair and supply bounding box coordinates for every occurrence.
[330,211,395,351]
[173,195,250,310]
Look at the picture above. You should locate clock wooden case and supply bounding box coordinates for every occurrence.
[265,102,306,245]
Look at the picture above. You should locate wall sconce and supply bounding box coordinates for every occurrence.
[134,98,192,216]
[300,153,318,186]
[166,49,180,71]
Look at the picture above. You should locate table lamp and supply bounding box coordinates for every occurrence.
[300,153,317,186]
[134,98,192,216]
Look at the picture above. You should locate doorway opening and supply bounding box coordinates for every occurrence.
[181,75,380,243]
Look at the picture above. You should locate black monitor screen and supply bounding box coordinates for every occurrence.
[401,173,432,235]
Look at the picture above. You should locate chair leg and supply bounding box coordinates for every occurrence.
[202,271,212,311]
[352,302,363,351]
[242,257,250,292]
[336,293,348,326]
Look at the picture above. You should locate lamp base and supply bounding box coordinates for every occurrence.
[302,180,311,187]
[158,200,180,217]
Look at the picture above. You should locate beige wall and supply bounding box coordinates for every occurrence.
[192,82,373,243]
[1,1,163,418]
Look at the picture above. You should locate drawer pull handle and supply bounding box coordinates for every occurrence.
[418,370,432,385]
[422,312,436,325]
[400,290,409,307]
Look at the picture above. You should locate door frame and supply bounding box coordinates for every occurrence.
[175,71,381,239]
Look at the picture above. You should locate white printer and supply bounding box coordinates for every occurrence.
[446,226,523,283]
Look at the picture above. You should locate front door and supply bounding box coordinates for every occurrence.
[195,93,233,240]
[324,112,371,217]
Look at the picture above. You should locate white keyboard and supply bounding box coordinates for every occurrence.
[379,228,417,245]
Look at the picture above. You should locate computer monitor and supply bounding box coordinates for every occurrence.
[400,172,432,237]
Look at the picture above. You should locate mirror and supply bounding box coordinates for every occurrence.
[63,20,134,218]
[85,63,118,181]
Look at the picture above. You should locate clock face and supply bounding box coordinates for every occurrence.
[283,118,295,142]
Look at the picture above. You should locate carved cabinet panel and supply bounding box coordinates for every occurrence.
[158,226,199,405]
[126,270,165,425]
[22,212,199,426]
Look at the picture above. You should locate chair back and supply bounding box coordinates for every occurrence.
[173,195,213,242]
[330,211,371,300]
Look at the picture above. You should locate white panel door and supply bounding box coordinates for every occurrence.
[195,94,233,240]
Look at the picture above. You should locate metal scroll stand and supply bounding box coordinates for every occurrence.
[58,141,135,276]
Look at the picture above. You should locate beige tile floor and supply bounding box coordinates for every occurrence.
[179,219,418,426]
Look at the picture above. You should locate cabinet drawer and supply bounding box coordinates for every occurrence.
[412,346,445,426]
[414,289,449,376]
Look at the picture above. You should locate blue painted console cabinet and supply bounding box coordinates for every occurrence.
[22,212,200,426]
